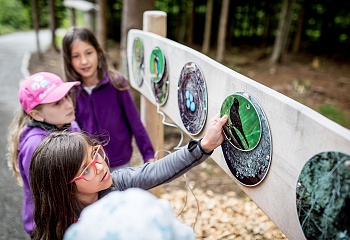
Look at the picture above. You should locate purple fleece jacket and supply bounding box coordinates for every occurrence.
[18,121,80,235]
[74,74,155,168]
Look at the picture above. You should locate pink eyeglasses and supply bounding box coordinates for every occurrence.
[69,145,107,183]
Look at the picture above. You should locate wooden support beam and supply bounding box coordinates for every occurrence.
[141,11,167,198]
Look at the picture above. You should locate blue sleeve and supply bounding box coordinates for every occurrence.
[117,89,155,162]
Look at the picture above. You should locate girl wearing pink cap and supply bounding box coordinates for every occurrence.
[6,72,81,237]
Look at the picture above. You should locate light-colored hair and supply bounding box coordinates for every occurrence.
[7,107,38,186]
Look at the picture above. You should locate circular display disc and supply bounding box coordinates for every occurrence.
[221,92,271,187]
[152,57,169,106]
[220,94,262,151]
[132,37,144,86]
[178,62,208,135]
[149,47,165,83]
[296,151,350,239]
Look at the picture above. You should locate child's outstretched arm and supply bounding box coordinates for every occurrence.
[107,113,228,193]
[200,114,228,153]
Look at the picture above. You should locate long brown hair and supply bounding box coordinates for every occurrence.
[61,27,128,91]
[30,131,98,240]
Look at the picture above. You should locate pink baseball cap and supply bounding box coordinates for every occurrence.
[19,72,80,113]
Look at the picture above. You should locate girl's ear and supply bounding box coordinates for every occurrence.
[28,110,44,122]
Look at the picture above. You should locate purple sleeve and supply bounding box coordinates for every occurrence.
[70,120,82,132]
[20,136,44,185]
[19,134,47,235]
[118,89,155,162]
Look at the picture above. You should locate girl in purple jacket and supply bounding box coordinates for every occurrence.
[6,72,81,236]
[61,27,155,170]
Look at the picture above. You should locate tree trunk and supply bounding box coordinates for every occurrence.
[120,0,155,78]
[261,2,272,48]
[48,0,58,52]
[292,5,305,53]
[216,0,230,62]
[97,0,107,51]
[202,0,213,54]
[69,8,76,27]
[343,29,350,55]
[176,7,187,43]
[270,0,295,63]
[31,0,41,57]
[186,0,195,45]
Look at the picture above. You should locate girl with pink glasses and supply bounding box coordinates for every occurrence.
[29,114,227,240]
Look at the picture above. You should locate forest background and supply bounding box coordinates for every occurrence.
[1,0,349,128]
[1,0,350,239]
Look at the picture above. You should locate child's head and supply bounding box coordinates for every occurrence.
[19,72,80,127]
[30,131,112,200]
[62,27,108,82]
[64,188,195,240]
[30,131,112,239]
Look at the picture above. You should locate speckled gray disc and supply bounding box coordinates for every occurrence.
[131,37,144,86]
[296,151,350,239]
[221,92,272,187]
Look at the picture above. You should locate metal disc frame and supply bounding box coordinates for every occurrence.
[177,62,208,135]
[221,92,272,187]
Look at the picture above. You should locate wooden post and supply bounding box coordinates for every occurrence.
[142,11,167,198]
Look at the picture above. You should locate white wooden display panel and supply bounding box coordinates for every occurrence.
[127,29,350,240]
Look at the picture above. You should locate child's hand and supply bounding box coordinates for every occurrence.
[200,114,228,152]
[145,158,155,163]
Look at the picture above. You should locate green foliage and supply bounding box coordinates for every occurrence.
[0,0,67,35]
[318,104,350,129]
[55,0,68,27]
[0,0,30,34]
[55,33,65,50]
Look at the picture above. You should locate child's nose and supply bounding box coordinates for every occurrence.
[95,163,104,173]
[81,55,88,64]
[64,97,74,108]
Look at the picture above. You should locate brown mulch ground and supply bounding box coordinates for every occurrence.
[29,43,350,239]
